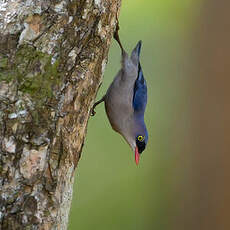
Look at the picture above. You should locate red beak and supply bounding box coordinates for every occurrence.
[135,146,140,165]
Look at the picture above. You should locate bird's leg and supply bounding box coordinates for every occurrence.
[91,96,105,116]
[113,15,124,52]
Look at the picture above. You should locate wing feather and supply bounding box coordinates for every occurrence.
[133,64,147,113]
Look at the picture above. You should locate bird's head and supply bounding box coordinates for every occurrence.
[134,132,148,165]
[121,125,148,166]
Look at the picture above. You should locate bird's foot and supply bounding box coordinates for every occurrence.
[91,107,96,116]
[90,96,105,117]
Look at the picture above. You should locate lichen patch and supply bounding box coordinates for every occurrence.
[101,58,107,74]
[94,0,101,7]
[19,15,43,45]
[2,136,16,153]
[54,1,67,14]
[68,16,73,24]
[0,1,7,12]
[20,145,47,179]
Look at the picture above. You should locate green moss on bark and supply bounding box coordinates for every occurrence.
[0,45,61,104]
[0,57,8,68]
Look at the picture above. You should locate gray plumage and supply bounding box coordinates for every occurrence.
[92,38,148,164]
[104,42,142,150]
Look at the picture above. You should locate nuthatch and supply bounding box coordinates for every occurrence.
[91,28,148,165]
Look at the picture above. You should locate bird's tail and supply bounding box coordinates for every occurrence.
[131,40,142,64]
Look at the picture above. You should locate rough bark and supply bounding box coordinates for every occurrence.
[0,0,121,229]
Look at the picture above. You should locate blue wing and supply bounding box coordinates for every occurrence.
[133,64,147,113]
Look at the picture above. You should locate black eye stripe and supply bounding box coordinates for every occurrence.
[136,141,146,154]
[135,135,146,153]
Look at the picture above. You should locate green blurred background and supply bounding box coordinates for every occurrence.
[69,0,201,229]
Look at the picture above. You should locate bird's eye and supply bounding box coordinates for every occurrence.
[137,135,144,142]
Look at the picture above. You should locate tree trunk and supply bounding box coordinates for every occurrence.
[0,0,121,229]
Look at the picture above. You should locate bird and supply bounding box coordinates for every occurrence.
[91,29,148,165]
